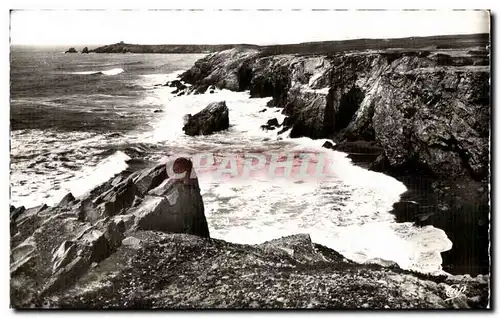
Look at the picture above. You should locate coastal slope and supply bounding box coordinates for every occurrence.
[10,160,489,309]
[178,33,490,275]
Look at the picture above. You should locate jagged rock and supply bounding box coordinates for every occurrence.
[52,241,77,274]
[34,231,489,309]
[166,80,187,93]
[65,47,77,53]
[91,179,140,220]
[130,163,168,195]
[122,236,142,249]
[58,193,75,206]
[183,101,229,136]
[81,47,89,54]
[262,118,280,131]
[267,118,279,127]
[147,178,178,197]
[133,177,210,238]
[11,237,37,275]
[112,215,135,231]
[193,84,209,95]
[180,46,489,183]
[322,141,334,149]
[180,48,260,91]
[10,206,26,222]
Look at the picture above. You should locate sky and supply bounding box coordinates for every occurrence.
[10,10,490,46]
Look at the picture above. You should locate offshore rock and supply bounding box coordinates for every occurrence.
[183,101,230,136]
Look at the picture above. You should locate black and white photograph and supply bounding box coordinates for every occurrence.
[8,8,491,310]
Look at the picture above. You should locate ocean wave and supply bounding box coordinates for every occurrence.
[70,68,125,76]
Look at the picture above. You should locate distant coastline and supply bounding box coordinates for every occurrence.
[11,33,489,55]
[85,33,489,54]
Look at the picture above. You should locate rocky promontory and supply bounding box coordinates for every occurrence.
[179,33,490,276]
[10,158,490,309]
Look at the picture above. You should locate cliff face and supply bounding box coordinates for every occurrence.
[180,47,490,184]
[180,44,490,277]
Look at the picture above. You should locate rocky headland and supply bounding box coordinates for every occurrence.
[178,33,490,276]
[11,34,490,309]
[10,157,490,309]
[89,42,260,54]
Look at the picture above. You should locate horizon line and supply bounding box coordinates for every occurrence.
[10,32,490,48]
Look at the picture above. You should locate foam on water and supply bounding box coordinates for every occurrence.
[70,68,124,75]
[11,69,453,275]
[10,128,132,207]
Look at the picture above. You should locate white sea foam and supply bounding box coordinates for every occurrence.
[135,73,453,274]
[11,70,453,275]
[10,130,131,208]
[70,68,124,76]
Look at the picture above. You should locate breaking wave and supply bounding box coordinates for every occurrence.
[70,68,125,76]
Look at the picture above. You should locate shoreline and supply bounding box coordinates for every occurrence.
[335,148,489,276]
[9,40,490,307]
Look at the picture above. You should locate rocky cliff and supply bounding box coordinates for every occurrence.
[10,158,490,309]
[180,47,490,184]
[179,39,491,276]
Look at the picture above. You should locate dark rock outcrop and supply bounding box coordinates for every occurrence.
[58,192,75,207]
[322,141,334,149]
[180,45,489,184]
[65,48,77,53]
[260,118,280,131]
[10,158,212,308]
[166,80,187,94]
[180,41,490,278]
[81,47,89,54]
[90,43,260,54]
[183,101,230,136]
[10,155,490,309]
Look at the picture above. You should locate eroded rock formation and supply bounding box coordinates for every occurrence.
[180,48,489,185]
[183,101,230,136]
[10,158,209,308]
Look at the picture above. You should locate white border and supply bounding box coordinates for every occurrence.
[1,1,497,317]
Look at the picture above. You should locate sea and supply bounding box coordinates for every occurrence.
[10,46,455,275]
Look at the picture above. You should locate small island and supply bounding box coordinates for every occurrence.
[64,47,77,53]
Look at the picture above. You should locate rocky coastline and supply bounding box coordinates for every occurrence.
[10,157,490,309]
[11,34,490,309]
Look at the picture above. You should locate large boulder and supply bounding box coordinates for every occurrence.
[65,47,77,53]
[81,47,89,54]
[183,101,230,136]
